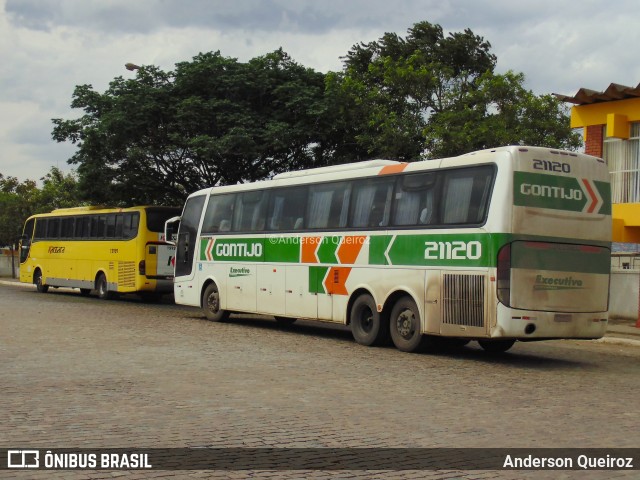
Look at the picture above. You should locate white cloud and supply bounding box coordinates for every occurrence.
[1,0,639,183]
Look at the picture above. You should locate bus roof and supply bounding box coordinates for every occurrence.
[186,145,604,199]
[27,205,180,219]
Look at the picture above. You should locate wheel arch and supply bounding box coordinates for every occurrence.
[32,265,43,283]
[94,269,109,288]
[199,276,221,308]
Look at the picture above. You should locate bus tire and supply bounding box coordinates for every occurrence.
[275,316,297,326]
[478,339,515,354]
[350,294,389,346]
[96,273,114,300]
[34,270,49,293]
[389,296,426,353]
[202,283,229,322]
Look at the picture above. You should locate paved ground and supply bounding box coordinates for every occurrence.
[1,282,640,479]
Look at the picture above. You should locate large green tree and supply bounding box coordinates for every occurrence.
[52,22,580,206]
[330,21,579,160]
[52,49,329,206]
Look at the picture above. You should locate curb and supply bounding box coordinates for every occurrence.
[598,336,640,347]
[0,279,33,288]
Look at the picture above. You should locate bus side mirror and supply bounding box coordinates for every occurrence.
[164,216,181,245]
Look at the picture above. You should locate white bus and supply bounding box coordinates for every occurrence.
[167,146,611,353]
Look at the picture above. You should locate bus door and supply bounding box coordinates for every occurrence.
[174,195,206,305]
[19,218,35,282]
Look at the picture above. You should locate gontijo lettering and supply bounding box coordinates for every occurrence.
[215,242,262,258]
[520,183,583,201]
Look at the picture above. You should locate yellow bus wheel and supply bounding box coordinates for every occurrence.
[34,270,48,294]
[96,273,114,300]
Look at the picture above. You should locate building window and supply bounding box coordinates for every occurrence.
[604,122,640,203]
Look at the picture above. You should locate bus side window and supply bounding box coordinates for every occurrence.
[47,218,60,239]
[307,181,350,229]
[106,214,116,238]
[34,218,46,240]
[115,215,124,238]
[441,166,494,225]
[392,172,438,226]
[350,178,394,228]
[202,194,236,234]
[75,216,90,239]
[123,213,139,239]
[60,217,74,238]
[267,186,307,231]
[232,190,268,232]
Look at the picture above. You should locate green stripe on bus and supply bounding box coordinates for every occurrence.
[513,171,610,214]
[309,266,328,294]
[264,239,300,263]
[370,233,496,267]
[316,236,340,264]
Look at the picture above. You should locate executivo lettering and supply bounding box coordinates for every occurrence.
[534,274,584,291]
[229,267,251,277]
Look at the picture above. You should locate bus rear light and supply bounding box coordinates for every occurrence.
[497,243,511,307]
[138,260,146,275]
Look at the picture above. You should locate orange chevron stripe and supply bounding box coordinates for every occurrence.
[378,162,409,175]
[582,179,598,213]
[324,267,351,295]
[207,239,215,261]
[337,236,366,264]
[301,236,321,263]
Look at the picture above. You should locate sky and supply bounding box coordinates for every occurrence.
[2,0,640,184]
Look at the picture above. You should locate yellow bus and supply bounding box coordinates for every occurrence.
[19,206,180,300]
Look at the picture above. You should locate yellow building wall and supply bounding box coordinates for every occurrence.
[612,203,640,243]
[572,97,640,140]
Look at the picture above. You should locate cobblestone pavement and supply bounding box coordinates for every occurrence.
[1,283,639,479]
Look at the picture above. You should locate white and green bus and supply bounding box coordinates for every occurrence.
[167,146,611,353]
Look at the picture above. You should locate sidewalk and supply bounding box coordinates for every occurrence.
[1,276,639,345]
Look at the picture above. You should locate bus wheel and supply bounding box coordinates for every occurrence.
[350,294,389,346]
[34,270,49,293]
[202,283,229,322]
[96,273,114,300]
[275,316,297,326]
[389,296,425,353]
[478,339,515,354]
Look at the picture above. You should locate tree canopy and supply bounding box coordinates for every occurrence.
[52,49,329,206]
[51,21,580,206]
[0,168,80,247]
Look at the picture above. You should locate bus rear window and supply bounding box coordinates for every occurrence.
[146,208,181,232]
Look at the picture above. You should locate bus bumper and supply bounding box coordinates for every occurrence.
[493,303,608,340]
